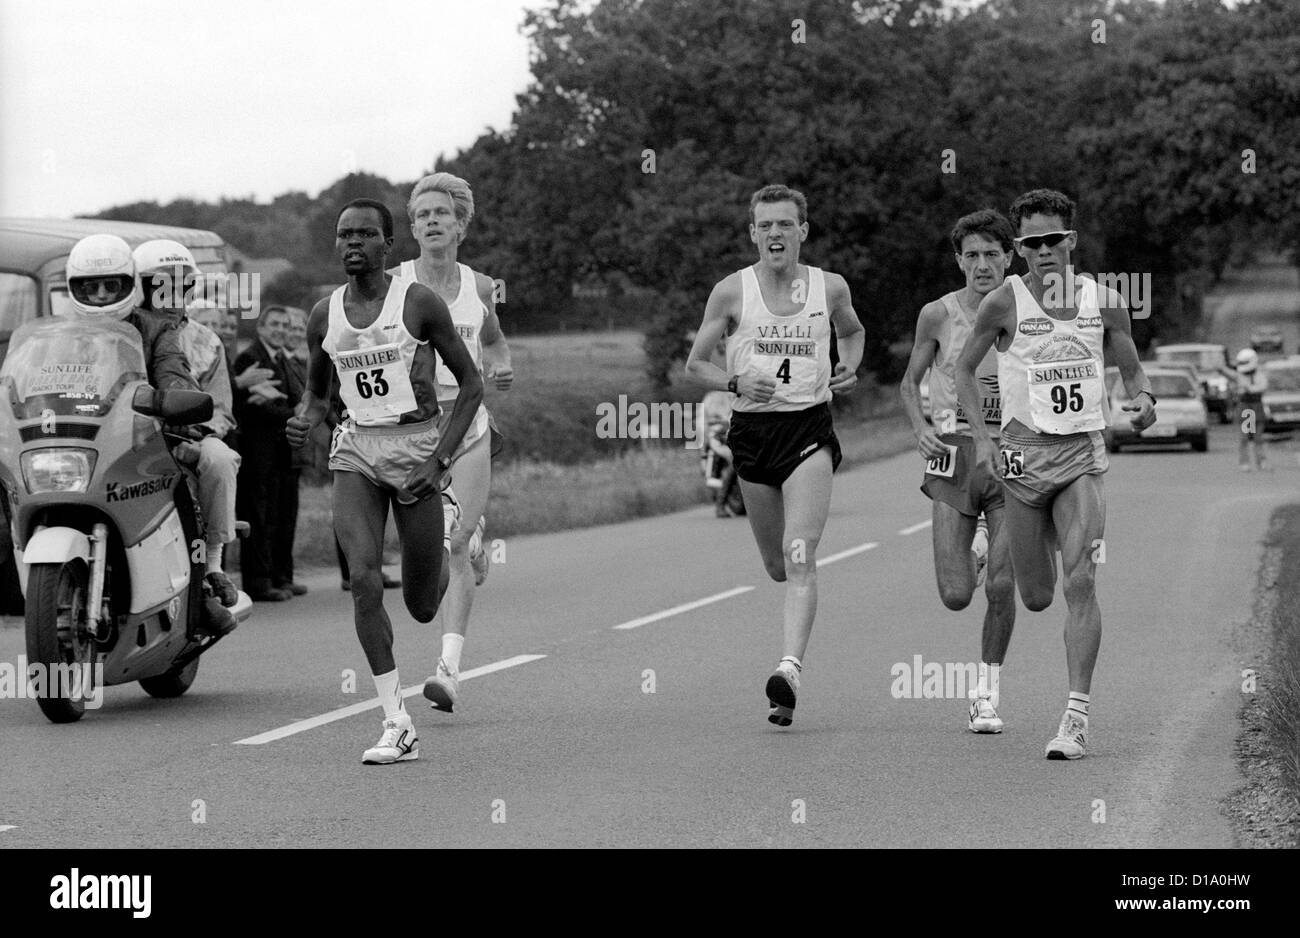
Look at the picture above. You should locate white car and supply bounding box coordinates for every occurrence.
[1260,357,1300,432]
[1106,367,1208,452]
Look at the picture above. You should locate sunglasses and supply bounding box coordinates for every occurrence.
[1014,230,1073,250]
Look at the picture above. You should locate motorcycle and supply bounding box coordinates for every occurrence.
[701,420,745,517]
[0,316,251,723]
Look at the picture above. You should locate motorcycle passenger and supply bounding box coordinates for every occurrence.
[134,240,245,609]
[64,234,235,637]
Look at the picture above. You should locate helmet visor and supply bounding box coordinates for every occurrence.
[69,275,134,309]
[139,268,198,311]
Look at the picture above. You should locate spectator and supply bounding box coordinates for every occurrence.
[232,305,302,601]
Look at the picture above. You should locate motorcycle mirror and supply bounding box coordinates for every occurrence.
[131,386,214,425]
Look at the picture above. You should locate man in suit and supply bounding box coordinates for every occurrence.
[233,304,302,601]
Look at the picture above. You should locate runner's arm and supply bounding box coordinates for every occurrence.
[1100,287,1156,430]
[900,301,950,459]
[286,299,332,445]
[955,285,1011,452]
[413,284,483,465]
[685,275,741,392]
[826,272,864,392]
[476,272,513,391]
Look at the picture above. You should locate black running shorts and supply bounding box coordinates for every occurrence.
[728,402,842,488]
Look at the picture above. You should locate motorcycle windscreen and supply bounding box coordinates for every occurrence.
[0,317,147,419]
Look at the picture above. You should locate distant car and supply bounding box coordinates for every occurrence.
[1152,343,1235,424]
[1260,357,1300,432]
[1250,325,1285,354]
[1106,367,1208,452]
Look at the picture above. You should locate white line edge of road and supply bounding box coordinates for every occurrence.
[899,520,933,535]
[816,542,879,567]
[612,586,755,630]
[233,654,547,746]
[0,825,16,833]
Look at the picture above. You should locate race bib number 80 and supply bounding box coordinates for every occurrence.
[924,443,958,479]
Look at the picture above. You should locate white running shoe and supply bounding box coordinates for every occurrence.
[1045,712,1087,760]
[468,515,489,586]
[361,713,419,764]
[765,657,801,726]
[441,489,463,555]
[422,658,461,713]
[972,517,989,589]
[967,694,1003,734]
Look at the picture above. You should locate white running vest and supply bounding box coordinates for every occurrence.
[728,265,832,413]
[398,260,485,394]
[999,274,1109,434]
[322,278,424,426]
[928,291,1001,433]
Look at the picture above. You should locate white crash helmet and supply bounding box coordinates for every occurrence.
[1235,348,1258,373]
[133,239,199,311]
[65,234,142,319]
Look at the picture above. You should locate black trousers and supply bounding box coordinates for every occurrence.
[236,441,298,589]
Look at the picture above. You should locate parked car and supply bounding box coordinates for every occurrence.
[1250,325,1285,355]
[1106,366,1208,452]
[1152,343,1235,423]
[0,217,233,614]
[1260,356,1300,433]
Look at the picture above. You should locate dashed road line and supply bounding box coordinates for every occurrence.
[233,654,547,745]
[612,587,754,630]
[817,542,879,567]
[899,520,933,536]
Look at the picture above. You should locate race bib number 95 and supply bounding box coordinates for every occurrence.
[1000,449,1025,479]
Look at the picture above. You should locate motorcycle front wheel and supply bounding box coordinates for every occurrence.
[24,560,96,724]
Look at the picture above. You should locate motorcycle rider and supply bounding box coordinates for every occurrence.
[64,234,235,637]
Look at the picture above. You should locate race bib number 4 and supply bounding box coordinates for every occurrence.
[924,443,958,479]
[753,332,819,403]
[1000,449,1025,479]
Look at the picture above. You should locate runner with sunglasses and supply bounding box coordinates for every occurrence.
[954,189,1155,760]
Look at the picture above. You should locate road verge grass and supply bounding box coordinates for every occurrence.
[1226,504,1300,847]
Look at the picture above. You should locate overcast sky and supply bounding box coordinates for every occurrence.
[0,0,544,218]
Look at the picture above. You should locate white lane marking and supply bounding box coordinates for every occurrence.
[612,586,754,630]
[899,520,933,535]
[233,654,547,745]
[816,542,879,567]
[0,826,16,833]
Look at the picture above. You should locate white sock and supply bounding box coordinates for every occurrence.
[1067,691,1090,724]
[441,633,465,674]
[205,542,224,574]
[986,663,1001,708]
[372,669,406,720]
[779,655,802,672]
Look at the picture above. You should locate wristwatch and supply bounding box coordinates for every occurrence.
[1138,389,1158,406]
[727,375,739,395]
